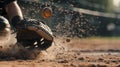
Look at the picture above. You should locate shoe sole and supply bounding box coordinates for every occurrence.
[27,24,53,41]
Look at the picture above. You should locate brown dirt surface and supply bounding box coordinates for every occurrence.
[0,36,120,67]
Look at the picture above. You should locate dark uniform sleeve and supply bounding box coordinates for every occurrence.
[4,0,16,6]
[0,0,16,15]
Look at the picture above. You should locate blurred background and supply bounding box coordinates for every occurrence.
[18,0,120,38]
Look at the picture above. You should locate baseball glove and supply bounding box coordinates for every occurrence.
[16,19,53,50]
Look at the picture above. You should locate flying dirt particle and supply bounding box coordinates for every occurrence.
[77,52,80,55]
[111,60,118,63]
[89,64,96,67]
[86,56,90,59]
[87,60,90,62]
[105,61,110,64]
[35,60,43,63]
[98,58,104,61]
[41,59,45,62]
[97,64,107,67]
[70,64,77,67]
[62,41,65,43]
[78,57,85,61]
[66,38,71,42]
[0,46,2,48]
[74,56,77,59]
[58,60,68,63]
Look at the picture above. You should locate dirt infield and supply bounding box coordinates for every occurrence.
[0,36,119,67]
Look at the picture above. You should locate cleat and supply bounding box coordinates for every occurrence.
[16,19,53,50]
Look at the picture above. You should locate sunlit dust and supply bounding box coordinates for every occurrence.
[113,0,120,7]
